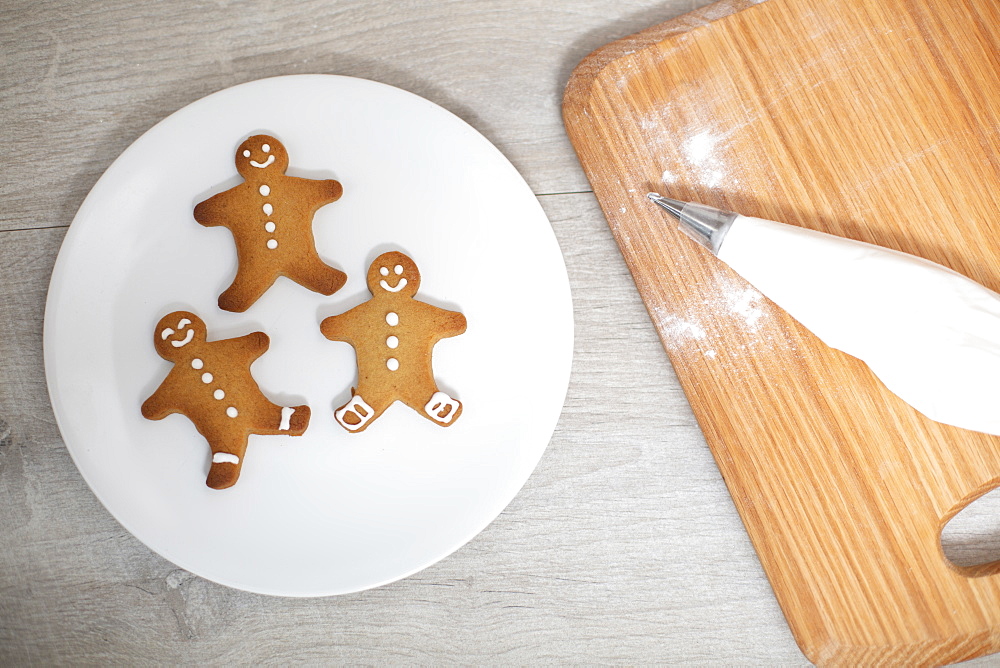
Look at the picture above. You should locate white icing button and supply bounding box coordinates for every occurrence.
[267,239,278,249]
[394,264,403,274]
[201,372,213,384]
[263,203,273,215]
[386,336,399,349]
[264,221,276,233]
[259,184,270,196]
[191,358,204,370]
[386,358,399,371]
[214,389,225,400]
[226,407,238,418]
[380,266,389,276]
[386,312,399,326]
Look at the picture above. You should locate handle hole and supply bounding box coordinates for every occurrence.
[942,484,1000,572]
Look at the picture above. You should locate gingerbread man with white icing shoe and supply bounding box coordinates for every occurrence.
[194,134,347,312]
[141,311,310,489]
[320,251,467,432]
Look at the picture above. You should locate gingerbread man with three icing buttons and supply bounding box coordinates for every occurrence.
[321,251,467,432]
[194,135,347,312]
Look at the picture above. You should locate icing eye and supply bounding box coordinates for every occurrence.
[394,265,403,275]
[243,150,251,157]
[177,318,191,329]
[380,267,389,276]
[160,328,175,340]
[262,144,270,153]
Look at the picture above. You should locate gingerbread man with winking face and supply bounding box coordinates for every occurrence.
[141,310,310,489]
[194,134,347,312]
[320,251,467,432]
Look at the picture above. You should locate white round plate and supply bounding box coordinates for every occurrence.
[44,75,573,596]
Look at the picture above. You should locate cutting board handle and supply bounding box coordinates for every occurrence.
[941,477,1000,577]
[562,0,1000,662]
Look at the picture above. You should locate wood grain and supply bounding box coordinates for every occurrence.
[564,0,1000,664]
[0,0,702,233]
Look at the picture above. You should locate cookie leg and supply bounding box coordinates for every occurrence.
[257,403,311,436]
[218,263,276,313]
[334,390,390,433]
[405,388,463,427]
[206,435,249,490]
[286,253,347,297]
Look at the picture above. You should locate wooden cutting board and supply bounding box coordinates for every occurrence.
[563,0,1000,664]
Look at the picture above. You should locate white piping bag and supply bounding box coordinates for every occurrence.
[649,193,1000,436]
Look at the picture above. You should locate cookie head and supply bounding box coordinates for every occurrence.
[235,135,289,179]
[368,251,420,297]
[153,311,206,360]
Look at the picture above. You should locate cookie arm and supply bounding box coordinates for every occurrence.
[141,381,177,421]
[320,307,360,345]
[193,188,238,227]
[228,331,270,364]
[292,176,343,207]
[431,307,468,339]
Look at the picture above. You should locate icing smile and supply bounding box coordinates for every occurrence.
[171,328,195,347]
[250,155,275,168]
[380,278,407,292]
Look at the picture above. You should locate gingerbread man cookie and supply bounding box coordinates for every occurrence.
[141,311,310,489]
[194,134,347,312]
[320,251,467,432]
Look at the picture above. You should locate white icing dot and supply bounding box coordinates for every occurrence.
[259,184,270,196]
[380,266,389,276]
[243,149,250,157]
[263,203,273,215]
[226,406,239,418]
[267,239,278,249]
[386,336,399,349]
[262,144,270,153]
[214,389,225,400]
[191,358,203,369]
[386,358,399,371]
[201,372,213,384]
[386,312,399,326]
[265,221,276,233]
[394,265,403,275]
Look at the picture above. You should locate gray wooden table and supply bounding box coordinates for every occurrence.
[3,0,998,664]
